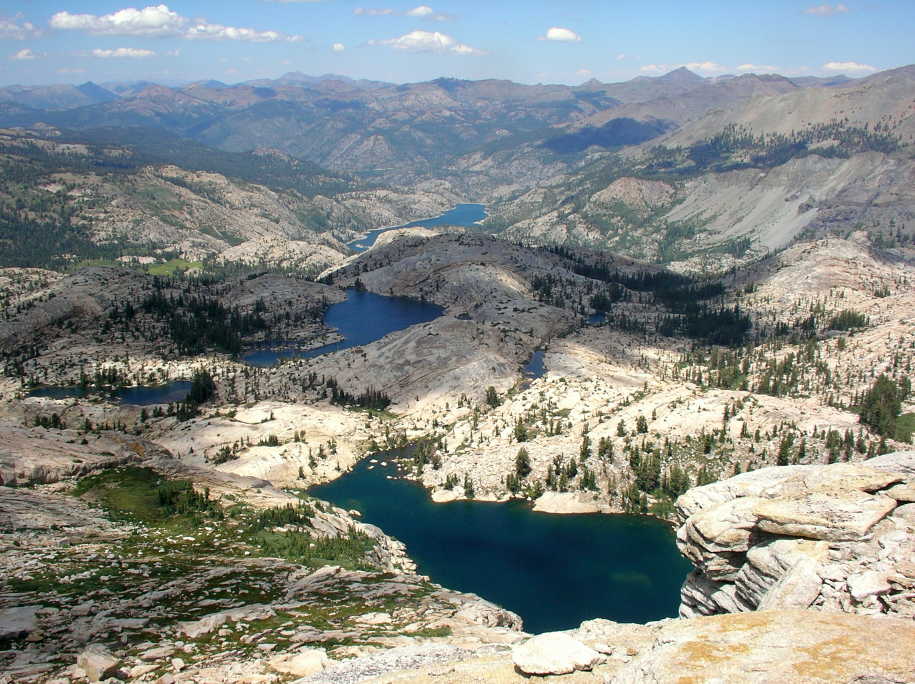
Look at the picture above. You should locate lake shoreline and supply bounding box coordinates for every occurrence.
[369,450,678,526]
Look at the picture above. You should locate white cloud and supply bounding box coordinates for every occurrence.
[355,5,451,20]
[92,47,157,58]
[50,4,300,42]
[10,48,42,61]
[449,44,476,54]
[823,60,877,73]
[540,27,581,42]
[51,5,185,36]
[804,3,849,16]
[576,68,593,77]
[186,24,301,42]
[736,63,778,73]
[0,15,42,40]
[370,30,483,55]
[332,42,345,52]
[616,53,626,61]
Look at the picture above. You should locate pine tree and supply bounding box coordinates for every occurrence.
[636,415,649,434]
[515,447,532,478]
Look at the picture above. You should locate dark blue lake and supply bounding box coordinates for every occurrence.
[28,380,192,406]
[115,381,192,405]
[311,457,690,633]
[242,289,443,367]
[348,203,487,252]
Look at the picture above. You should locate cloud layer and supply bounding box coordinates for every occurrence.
[823,60,876,73]
[736,63,778,73]
[355,5,451,21]
[0,15,42,40]
[92,47,157,58]
[50,4,300,42]
[370,30,483,55]
[804,3,849,16]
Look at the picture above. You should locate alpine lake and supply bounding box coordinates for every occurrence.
[29,203,691,631]
[312,456,690,634]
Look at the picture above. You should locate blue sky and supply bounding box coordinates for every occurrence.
[1,1,912,86]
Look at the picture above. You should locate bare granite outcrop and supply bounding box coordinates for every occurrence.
[675,451,915,619]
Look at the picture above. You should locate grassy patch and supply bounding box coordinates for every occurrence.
[407,626,453,638]
[73,466,222,528]
[147,258,203,276]
[72,468,378,572]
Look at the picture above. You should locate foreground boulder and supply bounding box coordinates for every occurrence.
[675,452,915,619]
[511,631,602,675]
[269,647,330,677]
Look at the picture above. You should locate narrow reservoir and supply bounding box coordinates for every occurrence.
[348,203,487,252]
[311,456,691,634]
[242,289,442,367]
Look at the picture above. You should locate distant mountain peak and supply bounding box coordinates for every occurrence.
[659,67,705,83]
[76,81,119,103]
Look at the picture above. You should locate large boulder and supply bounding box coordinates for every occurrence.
[511,631,602,675]
[269,647,330,677]
[675,452,915,619]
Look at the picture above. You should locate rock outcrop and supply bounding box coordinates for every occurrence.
[328,609,915,683]
[676,451,915,619]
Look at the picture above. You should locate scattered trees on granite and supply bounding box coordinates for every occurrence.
[858,374,908,439]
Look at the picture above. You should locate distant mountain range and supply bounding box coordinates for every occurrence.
[0,67,866,181]
[1,64,912,269]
